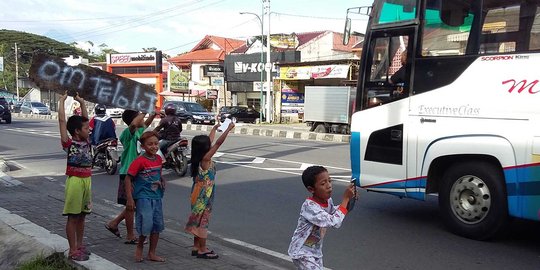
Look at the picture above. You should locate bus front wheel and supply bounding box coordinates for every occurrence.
[438,161,508,240]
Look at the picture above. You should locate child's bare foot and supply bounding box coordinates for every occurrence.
[135,245,144,262]
[147,254,165,262]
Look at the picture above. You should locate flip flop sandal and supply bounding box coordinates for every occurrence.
[70,250,90,261]
[105,224,121,238]
[197,250,218,259]
[191,250,198,256]
[124,239,139,245]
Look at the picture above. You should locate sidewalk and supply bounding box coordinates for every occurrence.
[12,112,350,143]
[0,158,293,270]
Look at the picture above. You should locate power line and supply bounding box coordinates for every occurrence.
[53,0,211,41]
[271,12,368,21]
[0,15,135,23]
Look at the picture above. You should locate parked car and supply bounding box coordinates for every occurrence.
[0,97,12,124]
[218,106,263,123]
[20,101,51,115]
[161,101,215,125]
[105,107,124,118]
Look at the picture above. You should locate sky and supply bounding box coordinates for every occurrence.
[0,0,373,56]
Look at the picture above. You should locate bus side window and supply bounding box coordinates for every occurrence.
[422,0,474,56]
[480,3,540,53]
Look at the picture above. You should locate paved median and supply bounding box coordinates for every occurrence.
[13,113,351,143]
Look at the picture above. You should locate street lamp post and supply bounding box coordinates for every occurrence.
[263,0,271,123]
[239,11,264,123]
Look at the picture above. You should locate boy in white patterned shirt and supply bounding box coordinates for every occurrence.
[288,166,356,270]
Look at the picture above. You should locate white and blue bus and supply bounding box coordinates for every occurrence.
[348,0,540,240]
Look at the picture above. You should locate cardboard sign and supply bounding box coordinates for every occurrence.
[218,118,231,132]
[29,53,157,113]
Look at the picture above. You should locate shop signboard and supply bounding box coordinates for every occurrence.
[170,70,190,93]
[211,77,224,86]
[108,52,158,64]
[29,53,157,113]
[224,51,300,82]
[204,65,224,77]
[281,92,304,104]
[206,89,218,100]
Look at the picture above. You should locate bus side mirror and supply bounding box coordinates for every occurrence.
[402,0,415,12]
[441,0,470,27]
[343,18,352,45]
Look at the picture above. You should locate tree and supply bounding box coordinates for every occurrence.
[0,29,95,97]
[93,43,118,62]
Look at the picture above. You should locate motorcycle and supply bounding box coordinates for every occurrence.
[161,137,189,177]
[92,138,119,175]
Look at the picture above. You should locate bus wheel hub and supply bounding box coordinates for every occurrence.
[450,175,491,224]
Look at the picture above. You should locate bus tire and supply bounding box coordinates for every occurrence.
[438,161,508,240]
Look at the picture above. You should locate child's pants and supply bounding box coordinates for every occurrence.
[292,256,323,270]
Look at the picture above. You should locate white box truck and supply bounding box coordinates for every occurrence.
[303,86,355,134]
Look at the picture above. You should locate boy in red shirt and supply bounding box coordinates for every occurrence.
[125,131,166,263]
[58,92,92,261]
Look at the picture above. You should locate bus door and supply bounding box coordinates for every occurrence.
[360,27,415,196]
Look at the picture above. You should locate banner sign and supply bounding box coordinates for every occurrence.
[281,81,299,93]
[0,57,3,72]
[279,65,350,80]
[170,70,190,93]
[281,92,304,104]
[206,89,218,100]
[269,33,299,49]
[29,54,157,113]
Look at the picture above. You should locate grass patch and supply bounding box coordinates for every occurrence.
[16,253,76,270]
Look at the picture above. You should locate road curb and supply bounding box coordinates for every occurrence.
[13,113,351,143]
[0,158,8,173]
[0,207,124,270]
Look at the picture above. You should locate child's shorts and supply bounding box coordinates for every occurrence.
[135,198,164,236]
[63,176,92,215]
[292,256,323,270]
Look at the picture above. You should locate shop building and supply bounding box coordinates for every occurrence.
[106,51,164,108]
[225,30,362,122]
[168,35,244,110]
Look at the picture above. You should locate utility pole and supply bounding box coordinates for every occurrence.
[14,43,19,101]
[239,11,264,122]
[263,0,272,123]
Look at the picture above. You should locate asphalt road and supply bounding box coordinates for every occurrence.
[1,118,539,270]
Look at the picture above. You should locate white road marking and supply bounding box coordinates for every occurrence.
[268,142,327,149]
[4,128,59,138]
[45,176,56,182]
[221,238,332,270]
[220,152,350,172]
[102,199,123,208]
[8,160,27,170]
[300,163,313,170]
[215,161,351,183]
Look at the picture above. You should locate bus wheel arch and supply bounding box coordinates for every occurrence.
[430,157,508,240]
